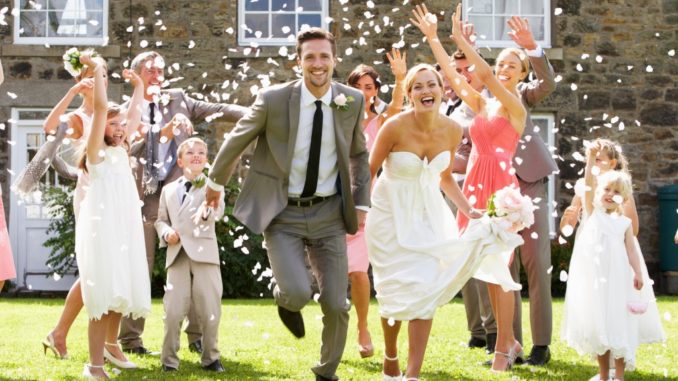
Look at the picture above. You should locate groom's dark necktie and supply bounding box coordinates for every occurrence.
[301,100,323,198]
[148,103,158,166]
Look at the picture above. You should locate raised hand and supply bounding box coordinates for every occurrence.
[122,69,143,87]
[450,3,465,46]
[450,19,477,47]
[166,113,194,137]
[507,16,537,50]
[410,3,439,40]
[386,48,407,82]
[72,77,94,94]
[78,52,96,67]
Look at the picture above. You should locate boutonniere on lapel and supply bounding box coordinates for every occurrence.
[191,176,206,189]
[331,93,355,111]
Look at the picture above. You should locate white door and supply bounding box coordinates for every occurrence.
[9,108,77,291]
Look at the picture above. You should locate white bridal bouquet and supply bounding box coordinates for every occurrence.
[62,48,96,77]
[485,186,536,233]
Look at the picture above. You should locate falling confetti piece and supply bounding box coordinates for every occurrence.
[559,270,568,282]
[570,83,578,91]
[664,312,671,321]
[595,55,603,63]
[576,64,583,72]
[645,65,653,72]
[387,317,395,326]
[547,265,554,274]
[669,49,675,57]
[562,225,574,237]
[554,7,562,15]
[140,40,148,48]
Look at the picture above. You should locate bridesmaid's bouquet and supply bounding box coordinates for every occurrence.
[62,48,96,77]
[486,186,536,233]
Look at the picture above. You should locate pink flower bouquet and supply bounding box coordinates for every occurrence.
[486,186,536,233]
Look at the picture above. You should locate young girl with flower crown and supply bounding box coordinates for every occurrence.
[561,143,664,381]
[75,53,150,380]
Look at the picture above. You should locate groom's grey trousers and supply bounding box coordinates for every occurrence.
[263,194,349,379]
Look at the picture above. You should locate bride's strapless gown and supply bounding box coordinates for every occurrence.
[365,151,522,320]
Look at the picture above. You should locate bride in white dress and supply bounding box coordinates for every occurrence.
[365,64,523,381]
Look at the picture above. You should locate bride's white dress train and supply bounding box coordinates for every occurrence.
[365,151,522,320]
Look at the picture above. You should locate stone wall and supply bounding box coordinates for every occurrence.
[0,0,676,285]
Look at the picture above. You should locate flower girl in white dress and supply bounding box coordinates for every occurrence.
[75,54,150,379]
[561,144,665,381]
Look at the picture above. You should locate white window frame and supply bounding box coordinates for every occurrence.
[13,0,109,46]
[530,112,556,238]
[237,0,329,46]
[463,0,551,49]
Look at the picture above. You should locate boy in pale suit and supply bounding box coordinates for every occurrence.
[155,137,225,372]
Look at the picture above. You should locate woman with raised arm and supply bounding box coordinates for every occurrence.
[345,48,407,358]
[412,3,528,372]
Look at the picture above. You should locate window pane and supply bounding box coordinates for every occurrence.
[272,0,293,11]
[272,14,295,38]
[245,0,268,11]
[525,16,544,40]
[83,0,104,9]
[19,0,47,8]
[244,14,269,38]
[469,15,492,40]
[85,11,103,37]
[494,16,511,41]
[298,14,321,29]
[19,11,47,37]
[521,0,544,15]
[468,0,492,14]
[495,0,518,14]
[299,0,321,11]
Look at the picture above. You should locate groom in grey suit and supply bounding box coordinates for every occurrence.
[205,28,370,381]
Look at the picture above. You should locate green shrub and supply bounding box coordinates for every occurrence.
[517,238,574,297]
[42,185,77,277]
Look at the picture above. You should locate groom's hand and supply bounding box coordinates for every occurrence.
[205,187,221,209]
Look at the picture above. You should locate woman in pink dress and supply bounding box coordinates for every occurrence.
[413,3,528,372]
[0,186,16,292]
[344,48,407,358]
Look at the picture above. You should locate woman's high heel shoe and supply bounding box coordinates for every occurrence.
[490,351,511,373]
[383,354,403,381]
[42,333,69,359]
[103,342,137,369]
[82,364,109,380]
[510,340,525,364]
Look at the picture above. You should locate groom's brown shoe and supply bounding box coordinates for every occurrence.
[277,306,305,338]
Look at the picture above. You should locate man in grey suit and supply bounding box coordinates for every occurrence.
[205,28,370,381]
[451,18,558,365]
[119,51,248,355]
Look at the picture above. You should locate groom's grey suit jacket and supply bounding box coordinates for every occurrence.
[208,80,370,235]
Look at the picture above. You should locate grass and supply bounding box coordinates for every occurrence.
[0,297,676,380]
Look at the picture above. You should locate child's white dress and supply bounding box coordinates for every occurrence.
[75,146,151,320]
[561,207,665,370]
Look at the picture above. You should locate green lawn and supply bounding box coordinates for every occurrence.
[0,297,676,380]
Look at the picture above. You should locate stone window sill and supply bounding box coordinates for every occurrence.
[0,45,121,58]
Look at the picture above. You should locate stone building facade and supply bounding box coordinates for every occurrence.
[0,0,676,290]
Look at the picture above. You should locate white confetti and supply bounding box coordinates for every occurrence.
[645,65,653,72]
[387,317,395,326]
[669,49,675,57]
[188,40,196,49]
[664,311,671,321]
[554,75,562,83]
[6,92,17,99]
[554,7,562,15]
[595,55,603,63]
[576,63,583,72]
[547,265,554,274]
[559,270,568,282]
[570,83,578,91]
[140,40,148,48]
[530,232,538,239]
